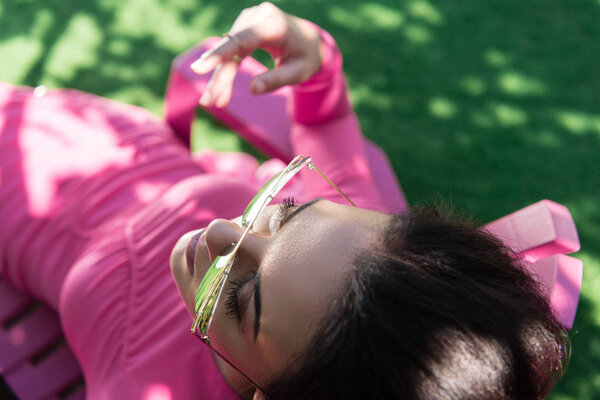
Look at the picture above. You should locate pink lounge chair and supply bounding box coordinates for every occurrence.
[165,39,583,330]
[0,40,583,399]
[0,280,85,400]
[484,200,582,329]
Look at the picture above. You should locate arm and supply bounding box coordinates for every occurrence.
[288,24,385,210]
[191,2,404,211]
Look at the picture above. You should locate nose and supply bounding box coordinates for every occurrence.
[204,218,265,264]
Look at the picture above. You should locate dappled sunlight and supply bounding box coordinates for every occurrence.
[0,36,41,82]
[30,9,55,39]
[351,82,393,109]
[100,62,139,82]
[1,0,599,398]
[484,49,510,68]
[497,70,547,97]
[107,38,133,57]
[403,23,432,44]
[43,14,103,87]
[0,9,53,83]
[328,4,405,31]
[100,61,162,83]
[106,85,164,114]
[554,110,600,136]
[460,75,486,96]
[360,3,406,29]
[191,109,244,153]
[327,1,439,44]
[110,0,199,51]
[409,0,444,25]
[428,96,457,119]
[489,102,528,127]
[467,103,529,129]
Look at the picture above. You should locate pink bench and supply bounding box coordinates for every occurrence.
[165,40,583,330]
[0,280,85,399]
[484,200,582,329]
[0,39,583,399]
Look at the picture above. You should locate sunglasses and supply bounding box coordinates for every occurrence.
[190,154,354,394]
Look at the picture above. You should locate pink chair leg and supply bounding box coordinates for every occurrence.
[525,255,583,329]
[483,200,583,329]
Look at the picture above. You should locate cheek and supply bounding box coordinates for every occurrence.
[208,304,239,350]
[208,305,266,373]
[206,272,251,356]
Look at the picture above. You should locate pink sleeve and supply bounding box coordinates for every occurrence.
[290,24,385,211]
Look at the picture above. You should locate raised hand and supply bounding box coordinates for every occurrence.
[191,2,323,108]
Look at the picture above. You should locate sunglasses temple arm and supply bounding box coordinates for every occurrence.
[195,332,270,396]
[308,163,356,207]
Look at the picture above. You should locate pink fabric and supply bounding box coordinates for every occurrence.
[0,25,390,400]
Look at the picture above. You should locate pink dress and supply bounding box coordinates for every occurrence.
[0,27,404,399]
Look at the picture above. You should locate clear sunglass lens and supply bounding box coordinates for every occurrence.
[242,156,310,226]
[193,244,238,336]
[242,170,285,227]
[193,155,311,337]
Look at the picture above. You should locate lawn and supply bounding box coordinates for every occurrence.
[1,0,599,398]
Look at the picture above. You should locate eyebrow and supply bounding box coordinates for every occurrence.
[253,198,322,341]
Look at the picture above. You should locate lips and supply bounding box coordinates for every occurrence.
[185,229,206,275]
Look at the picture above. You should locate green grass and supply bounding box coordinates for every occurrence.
[1,0,599,398]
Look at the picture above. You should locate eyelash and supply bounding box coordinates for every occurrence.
[224,274,255,322]
[224,197,298,322]
[274,197,298,229]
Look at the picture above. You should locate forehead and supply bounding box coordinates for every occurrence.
[256,200,388,367]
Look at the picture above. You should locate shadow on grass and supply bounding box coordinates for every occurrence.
[1,0,599,398]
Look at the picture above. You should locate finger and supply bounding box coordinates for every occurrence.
[250,60,307,95]
[191,37,240,75]
[212,60,241,108]
[199,59,241,108]
[199,64,222,107]
[191,30,257,75]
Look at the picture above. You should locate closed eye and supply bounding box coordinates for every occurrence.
[224,274,255,322]
[269,197,297,232]
[278,198,322,230]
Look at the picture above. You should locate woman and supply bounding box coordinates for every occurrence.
[0,2,566,399]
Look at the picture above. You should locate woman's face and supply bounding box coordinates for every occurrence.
[170,199,388,393]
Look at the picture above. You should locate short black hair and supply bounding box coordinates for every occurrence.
[260,206,568,399]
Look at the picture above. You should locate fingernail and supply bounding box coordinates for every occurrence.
[191,54,211,74]
[199,90,212,106]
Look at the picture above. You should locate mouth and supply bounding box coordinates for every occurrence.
[185,228,206,275]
